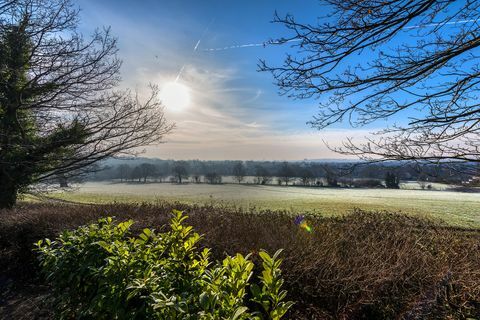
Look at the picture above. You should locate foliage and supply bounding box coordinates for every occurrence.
[0,0,172,209]
[34,210,293,319]
[1,202,480,318]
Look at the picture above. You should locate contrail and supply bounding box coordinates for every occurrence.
[203,18,480,52]
[403,18,479,30]
[175,19,215,83]
[193,39,201,51]
[174,65,186,83]
[203,38,300,52]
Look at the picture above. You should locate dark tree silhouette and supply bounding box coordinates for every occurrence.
[139,163,156,183]
[322,164,339,187]
[0,0,173,208]
[130,166,142,182]
[205,172,222,184]
[260,1,480,169]
[277,161,294,185]
[385,172,400,189]
[254,165,271,185]
[299,166,315,186]
[232,161,246,184]
[116,164,132,183]
[172,161,189,184]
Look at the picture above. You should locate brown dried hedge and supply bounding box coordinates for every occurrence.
[1,202,479,319]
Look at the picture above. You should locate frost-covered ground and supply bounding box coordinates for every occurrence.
[53,181,480,228]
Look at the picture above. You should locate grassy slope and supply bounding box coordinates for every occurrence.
[49,182,480,228]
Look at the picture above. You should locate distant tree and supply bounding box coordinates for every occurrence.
[299,167,315,186]
[172,161,189,184]
[359,165,380,180]
[205,172,222,184]
[154,162,170,182]
[190,160,204,184]
[254,165,271,185]
[130,166,142,182]
[322,165,339,187]
[261,1,480,170]
[277,162,294,186]
[0,0,173,208]
[385,172,400,189]
[116,164,132,183]
[417,173,429,190]
[232,161,246,184]
[139,163,156,183]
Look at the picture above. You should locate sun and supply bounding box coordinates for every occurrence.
[160,82,191,111]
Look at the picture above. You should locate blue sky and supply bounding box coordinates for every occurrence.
[75,0,378,160]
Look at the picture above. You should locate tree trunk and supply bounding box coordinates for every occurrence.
[0,172,18,209]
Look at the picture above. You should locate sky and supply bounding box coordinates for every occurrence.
[76,0,376,160]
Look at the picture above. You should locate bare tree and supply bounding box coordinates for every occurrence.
[254,165,271,185]
[130,166,142,183]
[116,164,132,183]
[139,163,156,183]
[277,161,294,186]
[172,161,189,184]
[205,172,222,184]
[260,1,480,170]
[0,0,173,208]
[299,166,315,186]
[232,161,246,184]
[322,164,339,187]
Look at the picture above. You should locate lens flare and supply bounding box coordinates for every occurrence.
[294,215,313,233]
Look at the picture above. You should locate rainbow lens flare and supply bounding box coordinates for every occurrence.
[294,215,313,233]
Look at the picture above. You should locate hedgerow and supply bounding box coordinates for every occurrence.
[35,210,293,319]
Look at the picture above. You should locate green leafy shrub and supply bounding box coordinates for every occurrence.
[35,210,293,319]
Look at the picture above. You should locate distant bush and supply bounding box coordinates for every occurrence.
[34,210,293,319]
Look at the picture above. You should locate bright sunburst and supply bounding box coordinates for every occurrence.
[160,82,191,111]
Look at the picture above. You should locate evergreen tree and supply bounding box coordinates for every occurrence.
[0,0,172,208]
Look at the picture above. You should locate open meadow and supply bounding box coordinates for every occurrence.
[51,181,480,228]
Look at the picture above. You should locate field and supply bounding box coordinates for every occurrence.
[50,181,480,228]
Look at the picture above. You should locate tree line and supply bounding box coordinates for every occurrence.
[85,159,475,188]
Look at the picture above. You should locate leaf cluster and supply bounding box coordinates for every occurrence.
[35,210,293,319]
